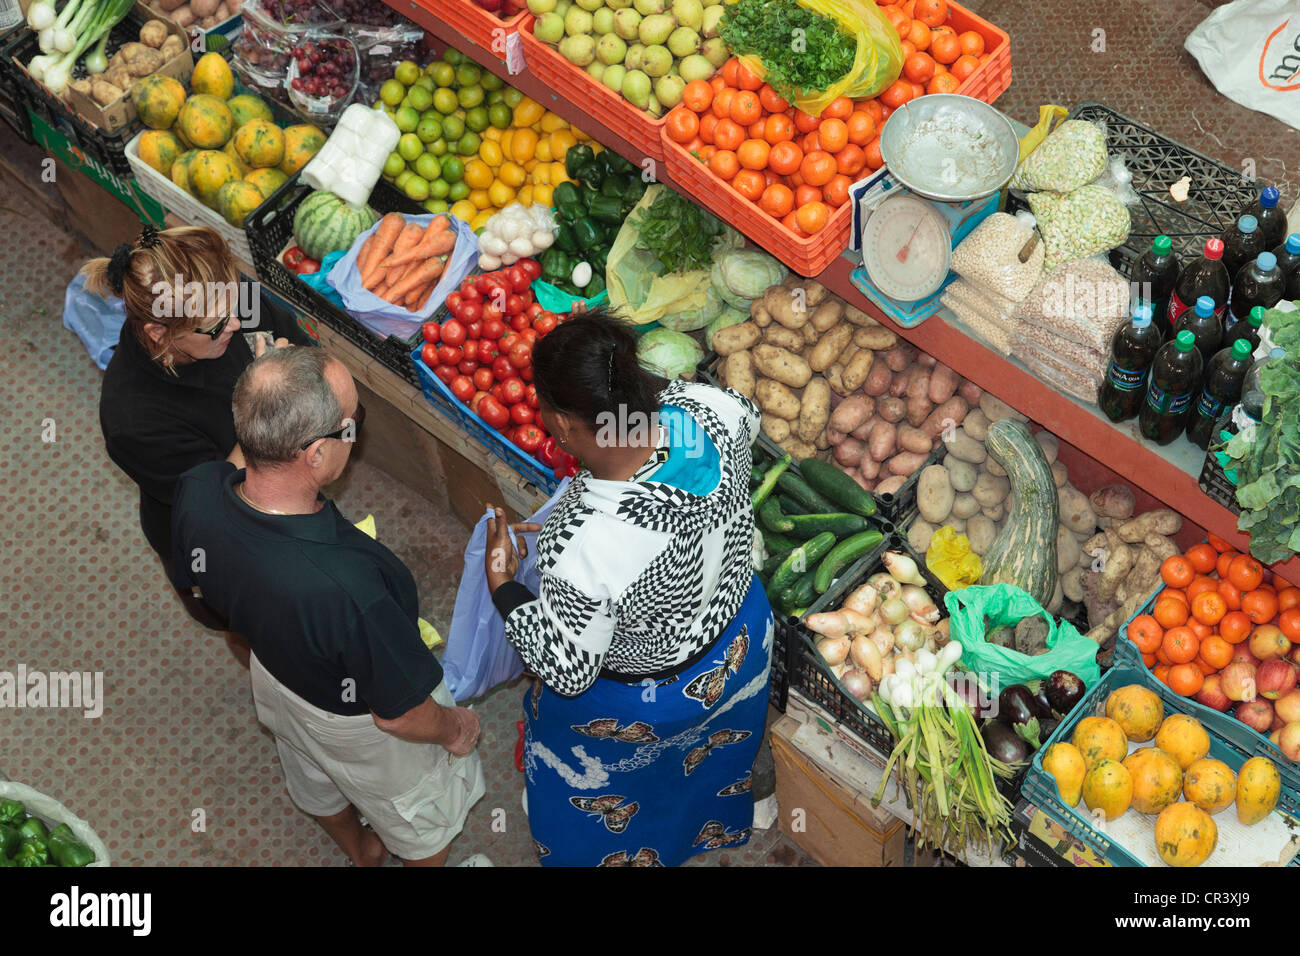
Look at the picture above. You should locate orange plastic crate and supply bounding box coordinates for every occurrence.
[414,0,530,57]
[518,21,666,163]
[948,0,1012,105]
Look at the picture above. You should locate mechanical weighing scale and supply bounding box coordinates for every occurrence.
[847,94,1021,328]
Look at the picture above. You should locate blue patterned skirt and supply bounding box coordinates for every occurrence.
[522,576,773,867]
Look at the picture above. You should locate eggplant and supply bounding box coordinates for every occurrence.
[1030,683,1054,720]
[1045,670,1086,714]
[1038,716,1060,745]
[981,720,1030,764]
[997,684,1038,727]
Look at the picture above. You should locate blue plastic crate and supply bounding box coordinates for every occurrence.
[1115,585,1300,796]
[411,346,559,495]
[1021,664,1300,867]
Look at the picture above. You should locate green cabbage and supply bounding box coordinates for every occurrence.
[637,328,705,381]
[658,284,723,332]
[711,248,788,309]
[705,306,749,350]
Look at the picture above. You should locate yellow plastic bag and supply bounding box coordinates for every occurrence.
[354,514,443,648]
[926,526,983,590]
[735,0,903,116]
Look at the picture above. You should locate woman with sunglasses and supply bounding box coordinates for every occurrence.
[87,225,297,650]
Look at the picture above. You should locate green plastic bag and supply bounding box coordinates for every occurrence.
[944,584,1101,690]
[532,279,608,314]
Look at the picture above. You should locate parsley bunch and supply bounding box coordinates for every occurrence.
[718,0,857,102]
[630,187,729,274]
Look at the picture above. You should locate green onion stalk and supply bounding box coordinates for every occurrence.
[29,0,133,90]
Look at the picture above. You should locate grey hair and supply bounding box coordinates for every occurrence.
[232,347,342,468]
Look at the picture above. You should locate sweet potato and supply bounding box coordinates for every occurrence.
[897,424,932,455]
[1089,484,1136,521]
[886,450,930,476]
[762,324,804,351]
[842,348,874,392]
[868,421,897,462]
[875,474,906,495]
[829,395,874,435]
[809,324,854,372]
[756,380,802,420]
[721,352,755,398]
[797,378,831,443]
[1143,533,1180,563]
[761,415,790,443]
[713,322,760,356]
[927,363,960,404]
[834,438,867,467]
[920,397,970,438]
[1117,545,1162,604]
[809,300,844,332]
[1096,529,1132,603]
[877,396,906,423]
[752,345,812,388]
[863,362,893,396]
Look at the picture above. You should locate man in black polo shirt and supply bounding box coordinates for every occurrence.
[171,347,485,867]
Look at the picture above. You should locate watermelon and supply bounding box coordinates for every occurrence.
[293,191,377,262]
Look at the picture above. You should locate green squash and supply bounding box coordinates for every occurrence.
[978,418,1058,607]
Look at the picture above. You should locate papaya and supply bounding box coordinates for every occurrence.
[234,119,285,170]
[1154,802,1216,867]
[1042,742,1086,808]
[1123,747,1182,815]
[227,93,275,129]
[170,148,199,192]
[191,52,234,99]
[133,75,187,130]
[217,180,266,227]
[1081,758,1132,821]
[137,130,184,178]
[1071,716,1129,770]
[1153,714,1210,770]
[279,124,326,175]
[1183,758,1236,815]
[178,94,234,150]
[1235,756,1280,825]
[188,150,240,208]
[1104,684,1163,743]
[244,167,288,200]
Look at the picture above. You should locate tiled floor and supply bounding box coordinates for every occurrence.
[3,0,1298,867]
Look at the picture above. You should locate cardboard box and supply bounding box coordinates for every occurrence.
[1008,799,1112,868]
[771,715,905,868]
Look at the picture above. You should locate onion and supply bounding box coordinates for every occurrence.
[850,634,883,680]
[915,648,938,674]
[901,584,940,624]
[894,619,926,652]
[844,582,881,615]
[883,550,927,586]
[840,668,873,701]
[816,635,850,667]
[867,573,900,602]
[881,597,909,626]
[881,655,896,677]
[869,627,895,656]
[1221,661,1258,702]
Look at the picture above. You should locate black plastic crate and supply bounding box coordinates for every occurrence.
[244,173,429,386]
[1198,421,1240,514]
[0,24,31,144]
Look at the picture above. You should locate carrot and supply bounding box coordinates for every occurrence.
[379,221,457,270]
[355,235,376,277]
[360,214,405,287]
[416,283,438,311]
[388,256,445,301]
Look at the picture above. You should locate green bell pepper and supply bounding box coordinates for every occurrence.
[18,816,48,843]
[554,221,578,254]
[540,248,573,284]
[570,216,603,250]
[588,247,608,274]
[564,144,596,181]
[0,800,25,827]
[605,151,636,176]
[576,160,605,190]
[48,824,95,867]
[15,838,48,867]
[584,273,607,299]
[0,824,20,859]
[551,181,584,223]
[587,193,625,225]
[599,175,625,200]
[0,856,16,867]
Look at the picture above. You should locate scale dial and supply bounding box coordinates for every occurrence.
[860,194,952,302]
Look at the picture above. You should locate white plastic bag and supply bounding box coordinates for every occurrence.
[0,781,111,866]
[1184,0,1300,131]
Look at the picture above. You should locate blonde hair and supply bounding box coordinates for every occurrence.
[82,226,240,369]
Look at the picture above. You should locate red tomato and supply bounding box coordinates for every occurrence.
[462,340,479,362]
[519,365,533,382]
[466,321,482,340]
[519,259,542,281]
[434,364,457,386]
[525,302,543,320]
[538,436,559,467]
[440,320,467,346]
[481,302,504,326]
[491,383,507,404]
[510,402,534,425]
[461,285,482,303]
[526,384,539,409]
[518,328,538,347]
[457,359,479,375]
[475,273,499,295]
[420,343,439,367]
[436,344,462,366]
[505,293,526,316]
[508,341,532,369]
[421,322,440,344]
[450,375,475,403]
[444,292,462,314]
[514,423,545,453]
[492,355,515,381]
[500,376,526,405]
[469,391,487,414]
[533,314,557,336]
[483,318,506,340]
[479,396,509,430]
[504,265,530,293]
[510,313,530,333]
[499,330,518,351]
[472,368,494,391]
[457,302,482,324]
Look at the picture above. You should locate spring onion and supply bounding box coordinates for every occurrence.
[30,0,133,93]
[27,0,57,31]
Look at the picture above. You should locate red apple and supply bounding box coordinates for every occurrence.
[1237,699,1275,734]
[1221,661,1258,702]
[1232,642,1260,668]
[1250,623,1291,662]
[1258,658,1298,700]
[1290,643,1300,666]
[1275,687,1300,724]
[1195,674,1232,712]
[1279,722,1300,761]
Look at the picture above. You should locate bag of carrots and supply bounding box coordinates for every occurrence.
[327,211,479,339]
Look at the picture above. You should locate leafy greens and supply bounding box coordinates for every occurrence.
[718,0,857,103]
[630,187,733,274]
[1223,306,1300,565]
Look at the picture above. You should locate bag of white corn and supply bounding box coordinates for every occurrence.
[950,212,1045,302]
[1027,185,1131,271]
[941,279,1017,355]
[1013,257,1131,352]
[1010,119,1108,193]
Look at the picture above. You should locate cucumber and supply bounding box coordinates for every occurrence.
[780,568,818,612]
[750,465,763,485]
[758,497,793,534]
[777,494,807,517]
[761,548,793,578]
[769,531,837,593]
[760,529,802,554]
[777,471,838,514]
[813,529,885,594]
[799,458,878,518]
[750,455,792,509]
[785,512,871,537]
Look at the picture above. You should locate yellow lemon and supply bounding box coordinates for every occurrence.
[487,180,515,207]
[513,97,543,127]
[478,139,504,167]
[497,160,526,188]
[510,128,538,164]
[539,111,567,133]
[531,183,553,206]
[450,199,477,222]
[517,184,534,206]
[463,159,493,190]
[532,165,551,186]
[470,208,494,231]
[549,129,577,156]
[534,138,553,163]
[468,188,492,211]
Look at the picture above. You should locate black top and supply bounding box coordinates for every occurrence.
[171,462,443,719]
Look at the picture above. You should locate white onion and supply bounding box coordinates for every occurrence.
[867,573,900,601]
[881,597,909,626]
[840,668,873,701]
[844,582,881,615]
[816,635,851,667]
[894,620,926,652]
[501,252,519,266]
[481,235,509,257]
[850,634,883,681]
[883,550,927,586]
[869,628,895,656]
[495,218,522,242]
[900,585,940,624]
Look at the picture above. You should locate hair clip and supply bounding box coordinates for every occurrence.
[138,223,161,249]
[607,347,616,392]
[106,243,133,295]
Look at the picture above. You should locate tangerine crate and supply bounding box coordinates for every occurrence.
[518,19,666,164]
[947,0,1011,106]
[411,0,530,56]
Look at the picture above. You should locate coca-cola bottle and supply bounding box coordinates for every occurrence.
[1229,252,1286,321]
[1167,238,1228,329]
[1275,233,1300,300]
[1248,185,1288,248]
[1099,303,1162,423]
[1139,330,1203,445]
[1222,214,1266,281]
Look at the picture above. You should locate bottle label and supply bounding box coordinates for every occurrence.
[1195,389,1225,420]
[1106,360,1147,392]
[1147,382,1193,415]
[1168,290,1226,325]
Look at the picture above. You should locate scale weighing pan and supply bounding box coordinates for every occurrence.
[879,93,1019,203]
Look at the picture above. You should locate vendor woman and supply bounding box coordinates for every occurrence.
[485,310,772,867]
[88,225,297,656]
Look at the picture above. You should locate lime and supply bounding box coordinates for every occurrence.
[423,198,450,215]
[455,63,481,87]
[429,178,450,200]
[414,152,441,181]
[486,89,506,106]
[441,113,465,141]
[414,75,436,92]
[432,88,459,115]
[480,71,504,92]
[487,103,513,129]
[447,180,470,202]
[456,131,481,156]
[404,175,430,201]
[397,133,424,162]
[457,85,484,109]
[440,155,465,183]
[394,60,421,86]
[429,61,455,87]
[394,105,419,133]
[444,48,464,66]
[380,79,406,107]
[416,113,443,143]
[464,105,489,133]
[503,87,524,108]
[383,151,406,177]
[427,137,448,157]
[407,84,433,113]
[394,169,413,189]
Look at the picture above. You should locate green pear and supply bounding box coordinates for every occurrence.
[666,26,700,57]
[596,33,627,65]
[670,0,702,30]
[646,91,663,117]
[586,60,606,80]
[700,4,723,37]
[654,74,685,109]
[624,42,645,72]
[563,6,593,35]
[641,43,673,77]
[602,64,627,92]
[701,36,728,67]
[613,8,642,40]
[592,7,615,33]
[535,11,565,43]
[621,69,652,109]
[559,34,596,65]
[637,13,676,46]
[678,52,714,83]
[632,0,664,15]
[526,0,555,13]
[575,0,603,10]
[604,0,631,8]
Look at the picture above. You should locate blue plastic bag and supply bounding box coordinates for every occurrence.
[63,273,125,370]
[442,477,572,702]
[326,213,477,341]
[298,251,347,309]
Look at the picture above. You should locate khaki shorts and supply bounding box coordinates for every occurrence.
[249,653,485,861]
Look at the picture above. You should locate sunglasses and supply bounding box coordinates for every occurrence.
[193,315,237,339]
[299,402,367,451]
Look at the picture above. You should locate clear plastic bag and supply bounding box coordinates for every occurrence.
[233,0,342,90]
[1013,257,1131,352]
[940,279,1017,355]
[949,211,1045,302]
[1027,184,1132,271]
[349,22,424,102]
[285,33,360,125]
[1010,119,1108,193]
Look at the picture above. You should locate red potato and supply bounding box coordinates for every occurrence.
[928,363,960,404]
[858,455,881,480]
[889,370,911,398]
[851,415,881,441]
[829,394,874,434]
[915,351,937,368]
[868,421,897,462]
[827,427,847,445]
[875,474,906,495]
[958,380,983,405]
[834,438,867,467]
[897,424,932,454]
[877,396,906,423]
[907,396,933,427]
[851,469,875,492]
[886,450,930,476]
[920,396,970,438]
[882,344,914,372]
[864,362,893,396]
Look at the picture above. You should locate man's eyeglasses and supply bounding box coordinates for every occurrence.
[299,402,366,451]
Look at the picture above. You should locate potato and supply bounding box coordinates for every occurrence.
[824,363,849,396]
[915,351,937,368]
[1143,533,1180,563]
[809,300,844,332]
[1096,529,1133,603]
[981,500,1005,522]
[858,455,881,480]
[834,438,867,467]
[1115,509,1182,542]
[978,392,1026,423]
[887,450,930,477]
[889,369,912,398]
[1057,524,1080,574]
[928,363,960,404]
[854,327,899,351]
[721,352,755,399]
[809,324,854,372]
[897,424,932,455]
[104,64,132,91]
[851,415,879,441]
[1061,567,1084,603]
[843,305,879,327]
[778,437,817,461]
[158,33,185,58]
[752,345,812,388]
[1058,485,1097,535]
[1046,578,1064,616]
[920,397,970,439]
[943,456,977,492]
[1089,484,1136,520]
[961,407,990,442]
[1050,460,1068,488]
[762,324,804,351]
[837,340,860,366]
[985,457,1006,477]
[942,425,985,464]
[916,465,954,523]
[796,378,831,443]
[756,379,802,420]
[158,0,185,10]
[751,301,772,328]
[191,0,220,15]
[966,515,996,555]
[842,348,874,392]
[829,395,874,435]
[70,77,93,96]
[958,380,983,405]
[875,474,906,496]
[139,19,169,47]
[801,323,820,346]
[951,493,980,520]
[1033,430,1060,464]
[863,361,893,396]
[908,519,936,554]
[765,288,809,329]
[815,432,831,451]
[91,78,122,106]
[868,421,897,462]
[946,516,967,534]
[971,472,1010,508]
[881,344,913,371]
[761,415,790,443]
[713,322,760,356]
[905,371,933,426]
[170,6,195,25]
[877,396,905,423]
[216,0,231,15]
[801,281,829,307]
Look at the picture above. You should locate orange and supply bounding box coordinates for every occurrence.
[696,144,716,162]
[818,118,848,153]
[821,96,853,119]
[1191,591,1227,627]
[1154,598,1189,629]
[794,183,822,206]
[734,60,763,91]
[1216,550,1239,579]
[846,111,877,145]
[767,141,802,176]
[900,39,917,59]
[1189,619,1213,642]
[709,74,726,94]
[720,58,739,87]
[1193,655,1218,676]
[950,53,979,82]
[708,149,739,181]
[1153,664,1171,686]
[758,85,788,114]
[713,118,744,151]
[1142,652,1158,668]
[1277,587,1300,611]
[737,139,770,170]
[763,114,794,144]
[903,51,936,84]
[759,183,794,218]
[800,131,822,153]
[746,120,766,140]
[1161,626,1199,664]
[880,79,914,108]
[910,81,926,100]
[879,104,895,122]
[1218,611,1251,644]
[682,80,712,114]
[1217,579,1242,611]
[927,73,961,94]
[729,90,761,126]
[884,5,907,33]
[795,201,831,235]
[1199,634,1233,670]
[1279,607,1300,642]
[698,113,718,144]
[793,110,820,134]
[930,31,962,64]
[1186,576,1219,602]
[665,107,699,144]
[732,169,766,202]
[681,136,704,154]
[1161,555,1195,589]
[1242,588,1278,624]
[864,135,884,169]
[914,0,947,27]
[834,144,867,176]
[1130,615,1164,654]
[932,23,956,36]
[1160,587,1190,606]
[1185,544,1217,574]
[1228,554,1264,592]
[823,174,851,207]
[1168,663,1204,697]
[958,30,985,56]
[781,210,809,238]
[711,89,735,120]
[799,150,836,186]
[1207,533,1234,552]
[859,99,884,123]
[906,19,931,51]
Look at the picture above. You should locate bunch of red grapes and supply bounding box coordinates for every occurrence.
[289,39,355,100]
